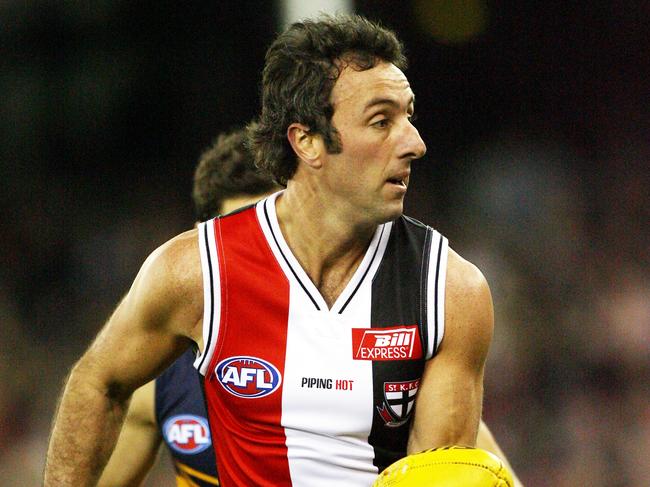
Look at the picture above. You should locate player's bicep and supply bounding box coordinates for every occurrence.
[409,250,494,452]
[442,252,494,373]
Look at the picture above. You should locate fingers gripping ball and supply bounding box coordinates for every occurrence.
[373,446,514,487]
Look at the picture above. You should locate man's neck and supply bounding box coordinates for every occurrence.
[275,185,378,308]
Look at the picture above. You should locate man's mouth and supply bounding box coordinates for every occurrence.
[387,176,408,188]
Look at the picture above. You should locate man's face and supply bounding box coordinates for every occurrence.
[322,61,426,224]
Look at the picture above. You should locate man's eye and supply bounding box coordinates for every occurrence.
[373,119,390,128]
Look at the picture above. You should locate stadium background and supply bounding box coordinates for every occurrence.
[1,1,648,485]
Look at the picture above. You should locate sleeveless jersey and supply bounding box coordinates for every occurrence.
[194,192,448,487]
[156,348,220,486]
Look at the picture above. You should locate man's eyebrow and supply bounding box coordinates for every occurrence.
[363,94,415,113]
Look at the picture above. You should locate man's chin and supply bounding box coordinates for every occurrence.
[379,201,404,223]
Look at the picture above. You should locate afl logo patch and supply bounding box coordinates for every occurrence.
[163,415,211,454]
[216,356,282,399]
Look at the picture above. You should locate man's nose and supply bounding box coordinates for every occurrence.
[399,120,427,161]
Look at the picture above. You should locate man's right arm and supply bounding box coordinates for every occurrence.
[44,229,203,486]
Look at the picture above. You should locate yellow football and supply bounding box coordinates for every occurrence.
[373,446,514,486]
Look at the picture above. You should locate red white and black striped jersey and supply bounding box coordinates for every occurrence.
[194,192,448,486]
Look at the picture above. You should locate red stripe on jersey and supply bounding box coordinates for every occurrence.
[203,208,291,486]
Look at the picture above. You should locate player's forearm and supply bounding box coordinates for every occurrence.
[44,363,129,486]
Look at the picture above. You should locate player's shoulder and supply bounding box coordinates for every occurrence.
[143,228,200,280]
[446,247,490,297]
[443,247,494,351]
[150,227,199,261]
[394,215,484,293]
[134,228,203,314]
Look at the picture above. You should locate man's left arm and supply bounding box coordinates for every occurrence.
[408,248,494,452]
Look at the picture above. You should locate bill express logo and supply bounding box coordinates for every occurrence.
[216,356,282,398]
[163,415,211,454]
[352,325,423,360]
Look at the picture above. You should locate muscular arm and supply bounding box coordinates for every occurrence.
[408,249,494,452]
[98,381,161,487]
[44,230,203,486]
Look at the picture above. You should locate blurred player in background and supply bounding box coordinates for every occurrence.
[98,127,278,487]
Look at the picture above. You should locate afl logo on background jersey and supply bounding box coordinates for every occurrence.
[163,415,211,454]
[216,356,282,399]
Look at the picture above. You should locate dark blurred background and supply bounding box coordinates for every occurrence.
[1,1,648,485]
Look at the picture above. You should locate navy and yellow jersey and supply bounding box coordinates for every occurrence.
[156,349,219,486]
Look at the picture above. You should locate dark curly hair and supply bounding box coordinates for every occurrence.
[192,126,277,221]
[248,14,407,186]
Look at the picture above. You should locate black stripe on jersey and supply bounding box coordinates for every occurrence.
[368,216,432,473]
[432,235,443,355]
[338,224,386,314]
[197,222,216,372]
[263,200,321,311]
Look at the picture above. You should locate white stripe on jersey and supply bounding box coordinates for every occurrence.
[426,233,448,359]
[195,219,221,375]
[281,287,378,486]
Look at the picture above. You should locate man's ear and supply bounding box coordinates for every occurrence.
[287,123,323,169]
